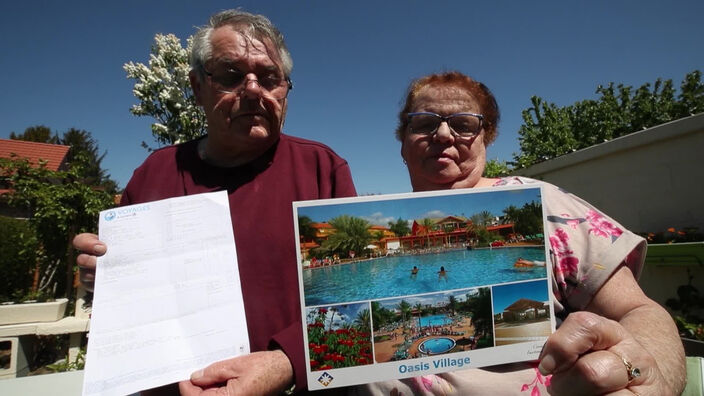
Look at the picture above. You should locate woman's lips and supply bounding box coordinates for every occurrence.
[428,152,455,164]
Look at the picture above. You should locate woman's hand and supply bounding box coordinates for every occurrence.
[539,266,684,395]
[539,311,667,395]
[73,233,107,292]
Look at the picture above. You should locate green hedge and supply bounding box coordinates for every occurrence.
[0,216,38,301]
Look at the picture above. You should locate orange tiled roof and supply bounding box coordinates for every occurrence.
[487,223,514,231]
[300,241,320,249]
[0,138,70,171]
[312,222,333,229]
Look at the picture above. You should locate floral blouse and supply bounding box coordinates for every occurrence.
[347,177,647,396]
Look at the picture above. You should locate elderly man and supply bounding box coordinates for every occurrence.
[74,10,356,395]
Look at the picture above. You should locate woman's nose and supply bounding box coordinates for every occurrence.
[433,121,455,143]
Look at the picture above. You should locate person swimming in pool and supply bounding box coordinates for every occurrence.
[438,266,447,279]
[411,266,419,275]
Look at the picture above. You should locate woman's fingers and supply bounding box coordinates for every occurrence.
[540,311,662,395]
[539,311,628,375]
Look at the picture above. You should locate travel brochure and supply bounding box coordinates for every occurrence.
[293,185,556,390]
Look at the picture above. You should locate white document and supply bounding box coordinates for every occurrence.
[82,191,249,396]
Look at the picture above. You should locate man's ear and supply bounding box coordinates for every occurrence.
[189,70,203,106]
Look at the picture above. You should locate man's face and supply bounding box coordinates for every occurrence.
[191,26,287,154]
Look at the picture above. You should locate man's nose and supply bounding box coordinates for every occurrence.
[241,76,263,99]
[433,121,455,143]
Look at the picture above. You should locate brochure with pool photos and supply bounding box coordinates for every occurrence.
[293,184,556,390]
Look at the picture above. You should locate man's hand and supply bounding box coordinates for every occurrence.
[73,233,107,292]
[179,350,294,396]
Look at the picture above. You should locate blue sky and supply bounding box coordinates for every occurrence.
[306,302,367,328]
[492,280,549,315]
[296,186,541,225]
[2,1,702,194]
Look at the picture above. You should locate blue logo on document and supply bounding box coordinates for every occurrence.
[103,211,116,221]
[317,372,334,387]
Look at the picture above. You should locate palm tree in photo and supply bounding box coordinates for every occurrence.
[355,308,371,334]
[322,215,372,258]
[397,299,412,328]
[502,205,520,225]
[448,295,459,316]
[471,210,494,227]
[413,302,423,327]
[419,218,435,247]
[327,306,338,329]
[297,215,317,243]
[467,288,493,337]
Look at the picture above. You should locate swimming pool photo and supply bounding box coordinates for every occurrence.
[303,246,546,306]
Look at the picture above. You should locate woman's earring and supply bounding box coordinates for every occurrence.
[403,159,407,165]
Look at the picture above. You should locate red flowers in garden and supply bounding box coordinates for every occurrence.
[307,307,373,371]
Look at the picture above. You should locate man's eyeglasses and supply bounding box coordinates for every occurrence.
[204,67,293,100]
[407,112,483,137]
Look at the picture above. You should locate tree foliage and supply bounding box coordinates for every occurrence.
[10,125,118,193]
[0,157,115,299]
[388,218,411,237]
[9,125,58,143]
[0,216,38,301]
[503,201,543,236]
[483,159,511,178]
[465,288,492,337]
[319,215,372,258]
[297,215,317,242]
[124,33,206,150]
[513,70,704,168]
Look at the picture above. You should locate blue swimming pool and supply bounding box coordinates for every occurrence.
[418,314,452,327]
[418,337,456,355]
[303,247,546,305]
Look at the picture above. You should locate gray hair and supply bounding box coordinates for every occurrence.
[190,9,293,80]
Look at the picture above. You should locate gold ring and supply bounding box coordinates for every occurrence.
[619,355,641,383]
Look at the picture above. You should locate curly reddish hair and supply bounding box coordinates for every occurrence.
[395,71,500,145]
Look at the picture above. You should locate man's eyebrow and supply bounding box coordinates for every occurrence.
[209,58,239,67]
[259,65,281,74]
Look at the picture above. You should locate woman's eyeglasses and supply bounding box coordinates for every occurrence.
[407,112,483,137]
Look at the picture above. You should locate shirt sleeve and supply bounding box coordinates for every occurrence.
[541,182,647,310]
[331,161,358,198]
[269,158,357,393]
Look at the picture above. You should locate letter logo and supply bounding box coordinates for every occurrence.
[104,211,116,221]
[318,372,334,387]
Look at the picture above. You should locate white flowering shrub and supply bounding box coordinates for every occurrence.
[124,34,206,150]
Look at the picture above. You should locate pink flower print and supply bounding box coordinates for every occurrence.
[549,228,573,257]
[554,228,569,244]
[419,375,434,391]
[585,210,623,240]
[559,256,579,274]
[565,219,581,229]
[547,214,586,229]
[520,364,551,395]
[411,375,453,395]
[549,228,579,278]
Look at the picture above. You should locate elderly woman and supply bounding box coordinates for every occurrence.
[354,72,685,395]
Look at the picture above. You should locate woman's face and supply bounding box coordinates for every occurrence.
[401,85,488,191]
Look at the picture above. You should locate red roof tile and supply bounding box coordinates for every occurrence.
[0,139,70,171]
[487,223,514,231]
